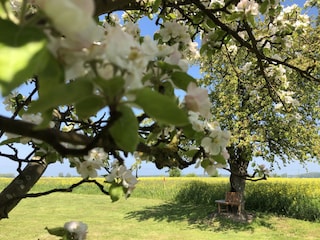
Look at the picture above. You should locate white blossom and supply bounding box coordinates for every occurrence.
[123,21,140,39]
[205,165,218,176]
[21,113,43,125]
[84,148,108,162]
[188,111,205,132]
[122,170,138,190]
[227,45,238,56]
[241,62,252,72]
[3,91,21,113]
[71,148,107,179]
[103,26,159,90]
[201,137,221,155]
[221,147,230,160]
[106,160,138,195]
[236,0,259,16]
[201,122,231,156]
[204,161,227,176]
[164,44,189,72]
[185,82,211,119]
[158,21,190,44]
[35,0,101,49]
[187,41,200,59]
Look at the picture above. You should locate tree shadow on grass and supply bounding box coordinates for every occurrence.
[125,201,275,232]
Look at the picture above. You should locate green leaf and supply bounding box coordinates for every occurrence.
[157,61,181,71]
[0,137,21,145]
[212,154,226,164]
[109,182,124,202]
[94,76,125,103]
[152,0,161,12]
[259,0,269,14]
[75,95,105,119]
[109,105,139,152]
[171,72,197,91]
[167,13,177,19]
[45,152,60,164]
[182,124,196,139]
[247,15,256,27]
[0,19,48,95]
[45,227,66,237]
[134,88,189,126]
[201,159,211,169]
[205,19,216,28]
[225,12,242,22]
[159,81,174,97]
[185,149,199,158]
[29,79,94,113]
[37,52,64,97]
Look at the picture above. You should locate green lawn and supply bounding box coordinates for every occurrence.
[0,193,320,239]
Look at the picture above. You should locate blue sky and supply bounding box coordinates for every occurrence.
[1,0,320,177]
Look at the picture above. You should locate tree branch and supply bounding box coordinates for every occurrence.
[21,179,109,198]
[223,167,267,181]
[93,0,194,16]
[0,115,95,156]
[94,0,143,15]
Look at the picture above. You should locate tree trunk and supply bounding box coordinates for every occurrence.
[227,147,250,213]
[0,160,47,219]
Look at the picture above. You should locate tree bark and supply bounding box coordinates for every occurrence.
[0,160,47,219]
[93,0,194,16]
[227,146,250,213]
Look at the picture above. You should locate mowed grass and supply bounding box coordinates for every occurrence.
[1,193,320,240]
[1,177,320,239]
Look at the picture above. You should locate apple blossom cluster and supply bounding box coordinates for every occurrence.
[31,0,200,89]
[236,0,259,16]
[274,90,300,110]
[258,4,310,51]
[184,82,212,119]
[252,164,270,177]
[204,0,260,16]
[201,122,231,157]
[106,160,138,198]
[157,21,200,62]
[2,91,23,113]
[278,4,310,30]
[187,114,231,175]
[202,160,227,176]
[69,148,107,179]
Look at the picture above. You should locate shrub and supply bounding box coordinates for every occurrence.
[184,173,198,177]
[169,168,181,177]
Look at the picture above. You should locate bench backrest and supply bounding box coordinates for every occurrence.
[225,192,241,204]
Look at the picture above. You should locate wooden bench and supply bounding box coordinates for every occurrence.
[215,192,243,215]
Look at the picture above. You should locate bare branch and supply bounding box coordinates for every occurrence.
[22,179,109,198]
[223,167,268,181]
